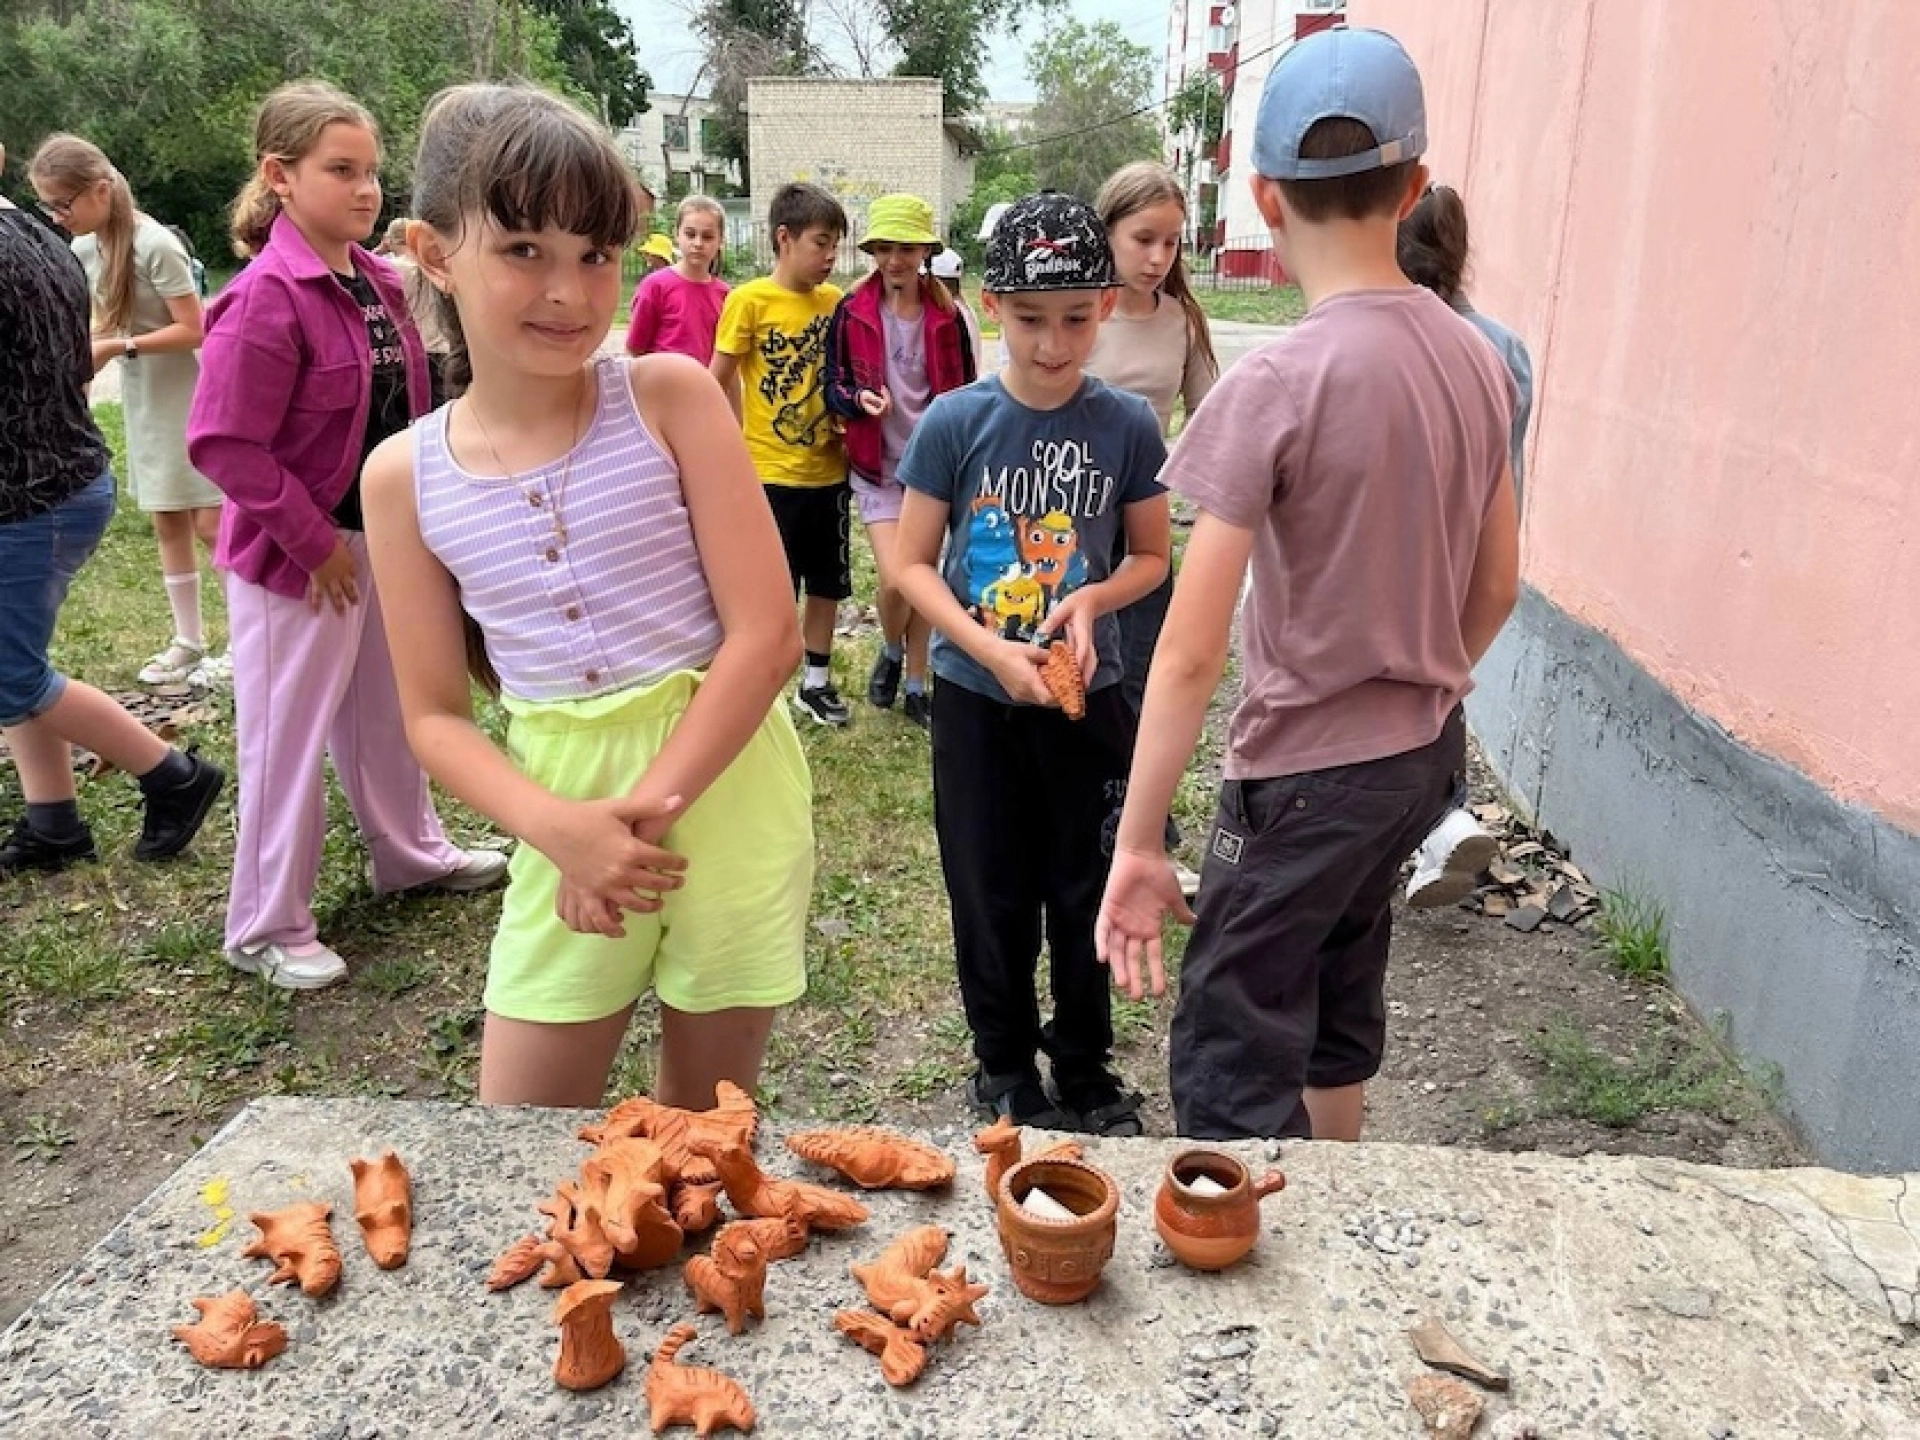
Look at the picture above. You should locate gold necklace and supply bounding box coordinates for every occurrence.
[465,374,592,548]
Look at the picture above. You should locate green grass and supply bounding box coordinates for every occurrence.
[1192,285,1309,327]
[1526,1016,1747,1129]
[1592,884,1672,980]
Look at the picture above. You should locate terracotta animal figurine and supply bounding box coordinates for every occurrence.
[552,1278,627,1391]
[673,1180,726,1235]
[834,1309,929,1387]
[684,1222,768,1335]
[972,1116,1083,1203]
[695,1137,869,1232]
[785,1127,956,1190]
[487,1233,583,1291]
[645,1323,756,1436]
[849,1226,988,1342]
[730,1212,811,1263]
[582,1081,759,1187]
[347,1150,413,1269]
[1040,640,1085,719]
[581,1138,682,1269]
[242,1201,343,1297]
[170,1290,288,1370]
[537,1182,619,1278]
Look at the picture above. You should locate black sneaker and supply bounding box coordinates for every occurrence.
[0,817,98,877]
[901,691,932,730]
[793,683,851,728]
[135,750,225,860]
[867,649,903,709]
[1049,1069,1146,1138]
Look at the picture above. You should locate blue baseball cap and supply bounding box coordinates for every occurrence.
[1251,27,1427,181]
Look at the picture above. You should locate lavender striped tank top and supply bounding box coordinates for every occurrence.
[414,356,723,702]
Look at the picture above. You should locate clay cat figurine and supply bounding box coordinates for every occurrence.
[170,1290,288,1370]
[645,1323,755,1436]
[684,1223,767,1335]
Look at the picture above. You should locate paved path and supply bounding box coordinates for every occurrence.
[1,1097,1914,1437]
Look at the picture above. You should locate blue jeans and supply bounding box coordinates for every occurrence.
[0,472,116,728]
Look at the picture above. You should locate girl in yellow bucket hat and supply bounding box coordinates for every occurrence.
[637,231,676,271]
[822,194,979,728]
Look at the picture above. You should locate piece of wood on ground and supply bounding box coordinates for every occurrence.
[1407,1316,1510,1391]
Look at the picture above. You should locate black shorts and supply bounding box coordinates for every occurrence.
[763,481,852,602]
[1169,707,1465,1139]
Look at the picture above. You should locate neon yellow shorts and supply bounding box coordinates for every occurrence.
[484,671,813,1023]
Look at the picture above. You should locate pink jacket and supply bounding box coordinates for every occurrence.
[188,212,430,599]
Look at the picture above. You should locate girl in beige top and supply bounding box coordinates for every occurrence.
[1088,163,1221,889]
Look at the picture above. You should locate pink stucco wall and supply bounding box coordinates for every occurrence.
[1351,0,1920,829]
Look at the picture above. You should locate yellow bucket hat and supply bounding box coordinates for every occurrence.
[859,193,939,251]
[639,233,675,263]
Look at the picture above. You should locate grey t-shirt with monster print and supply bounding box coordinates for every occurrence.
[897,374,1166,704]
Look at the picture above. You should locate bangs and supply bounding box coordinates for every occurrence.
[465,109,641,247]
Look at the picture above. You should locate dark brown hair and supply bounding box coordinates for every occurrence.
[1094,160,1218,381]
[768,182,847,253]
[1397,183,1469,303]
[1276,117,1418,224]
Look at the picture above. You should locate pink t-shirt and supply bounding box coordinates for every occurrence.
[1165,286,1513,778]
[625,267,730,365]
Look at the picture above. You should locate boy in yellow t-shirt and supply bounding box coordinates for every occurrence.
[712,182,853,726]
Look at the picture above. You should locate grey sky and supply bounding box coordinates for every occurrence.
[629,0,1173,104]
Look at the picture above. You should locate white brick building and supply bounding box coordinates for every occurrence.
[746,77,976,241]
[617,92,742,198]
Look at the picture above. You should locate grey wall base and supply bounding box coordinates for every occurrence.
[1467,587,1920,1173]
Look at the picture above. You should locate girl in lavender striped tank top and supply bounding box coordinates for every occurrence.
[363,85,812,1112]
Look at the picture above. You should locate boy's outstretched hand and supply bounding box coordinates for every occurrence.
[1096,848,1196,999]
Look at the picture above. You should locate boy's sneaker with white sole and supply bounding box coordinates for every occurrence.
[793,683,851,727]
[1404,807,1499,908]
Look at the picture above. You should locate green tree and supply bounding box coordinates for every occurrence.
[528,0,651,127]
[1024,19,1160,202]
[696,0,816,173]
[1167,69,1223,156]
[947,121,1033,266]
[878,0,1062,117]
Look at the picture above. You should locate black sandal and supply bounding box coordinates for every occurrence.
[969,1069,1075,1129]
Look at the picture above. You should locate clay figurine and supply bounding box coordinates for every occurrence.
[785,1127,956,1190]
[1039,640,1085,719]
[972,1116,1083,1204]
[487,1233,583,1291]
[582,1138,683,1269]
[695,1137,869,1232]
[849,1226,987,1341]
[170,1290,288,1370]
[348,1150,413,1269]
[684,1222,768,1335]
[1152,1147,1286,1272]
[242,1201,343,1297]
[537,1182,619,1278]
[552,1278,627,1391]
[834,1309,929,1387]
[1407,1372,1485,1440]
[673,1179,727,1235]
[993,1154,1119,1305]
[582,1080,759,1188]
[730,1212,811,1263]
[645,1323,756,1436]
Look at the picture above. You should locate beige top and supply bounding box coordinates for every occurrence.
[1086,292,1218,434]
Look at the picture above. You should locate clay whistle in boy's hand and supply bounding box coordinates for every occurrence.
[857,386,891,417]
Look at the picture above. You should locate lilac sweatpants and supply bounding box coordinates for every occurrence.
[224,532,464,952]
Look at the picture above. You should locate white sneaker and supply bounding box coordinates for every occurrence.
[1405,808,1499,908]
[227,941,348,990]
[425,848,511,893]
[139,637,207,686]
[188,651,233,691]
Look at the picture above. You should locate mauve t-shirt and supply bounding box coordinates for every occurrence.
[1164,286,1513,778]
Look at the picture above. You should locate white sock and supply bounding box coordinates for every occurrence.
[163,572,204,648]
[803,662,831,689]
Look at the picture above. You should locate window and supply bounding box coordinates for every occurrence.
[700,118,723,156]
[663,115,689,150]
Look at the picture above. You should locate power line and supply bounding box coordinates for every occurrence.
[966,27,1302,159]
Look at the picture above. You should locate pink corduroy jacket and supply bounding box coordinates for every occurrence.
[188,211,430,599]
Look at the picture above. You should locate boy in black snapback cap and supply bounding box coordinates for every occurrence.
[893,190,1173,1135]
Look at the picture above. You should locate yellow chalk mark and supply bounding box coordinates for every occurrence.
[196,1176,236,1247]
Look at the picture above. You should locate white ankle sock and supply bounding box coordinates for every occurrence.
[803,662,831,689]
[163,572,204,648]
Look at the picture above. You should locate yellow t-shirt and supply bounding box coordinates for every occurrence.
[714,276,845,488]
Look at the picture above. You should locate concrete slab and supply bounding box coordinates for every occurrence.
[1,1098,1915,1438]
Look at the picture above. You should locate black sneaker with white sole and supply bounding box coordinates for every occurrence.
[793,683,852,728]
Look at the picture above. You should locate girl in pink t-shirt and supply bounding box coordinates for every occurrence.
[625,195,730,365]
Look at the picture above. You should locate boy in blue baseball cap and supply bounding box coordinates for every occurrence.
[1094,29,1521,1142]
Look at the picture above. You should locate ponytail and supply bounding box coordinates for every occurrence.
[1397,184,1470,303]
[233,80,378,259]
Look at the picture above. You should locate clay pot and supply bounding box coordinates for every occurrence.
[1152,1148,1286,1272]
[993,1155,1119,1305]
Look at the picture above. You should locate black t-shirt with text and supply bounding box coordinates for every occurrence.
[330,268,410,531]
